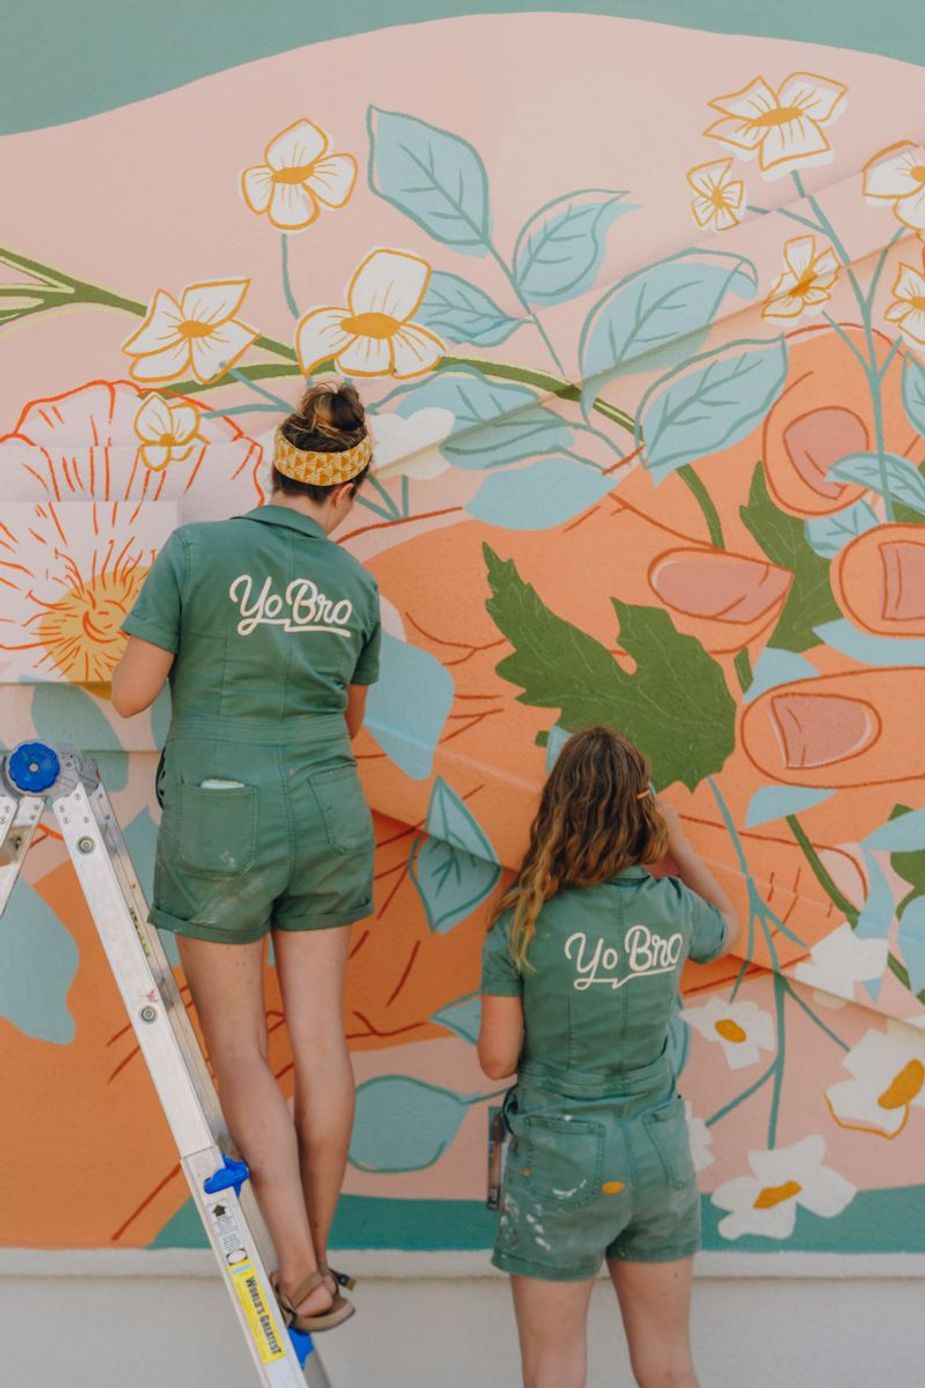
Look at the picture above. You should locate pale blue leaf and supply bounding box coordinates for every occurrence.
[814,619,925,668]
[579,249,757,398]
[897,896,925,994]
[467,457,613,530]
[410,777,502,933]
[364,634,454,781]
[512,189,636,306]
[124,807,179,966]
[743,647,819,705]
[368,107,490,254]
[381,367,571,469]
[865,807,925,853]
[432,993,481,1044]
[0,879,78,1043]
[830,452,925,517]
[349,1077,471,1171]
[857,849,895,942]
[31,683,127,790]
[804,502,879,558]
[416,271,524,346]
[545,723,571,772]
[746,785,834,828]
[901,352,925,437]
[640,338,788,483]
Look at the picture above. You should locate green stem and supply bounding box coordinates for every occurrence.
[705,1060,776,1128]
[746,202,821,234]
[366,473,401,518]
[886,951,925,1005]
[766,971,786,1148]
[678,465,724,547]
[734,649,753,695]
[280,235,300,320]
[785,814,859,926]
[487,242,569,380]
[782,979,850,1051]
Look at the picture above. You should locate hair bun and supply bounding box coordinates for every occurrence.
[295,380,366,444]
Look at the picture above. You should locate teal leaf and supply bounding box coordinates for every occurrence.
[365,634,454,781]
[544,723,571,772]
[416,271,524,346]
[641,338,788,483]
[579,248,757,396]
[856,849,895,942]
[124,807,179,966]
[886,804,925,919]
[746,785,834,829]
[432,993,481,1044]
[901,352,925,437]
[349,1077,472,1172]
[742,648,818,705]
[830,452,925,517]
[897,896,925,994]
[814,619,925,668]
[512,189,635,306]
[0,879,78,1043]
[31,684,127,790]
[865,807,925,853]
[410,777,501,933]
[667,993,690,1079]
[466,457,613,530]
[367,107,490,254]
[804,502,879,559]
[380,367,571,469]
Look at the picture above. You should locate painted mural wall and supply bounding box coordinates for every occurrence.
[1,3,924,1258]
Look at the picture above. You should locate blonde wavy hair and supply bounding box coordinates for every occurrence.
[494,726,668,971]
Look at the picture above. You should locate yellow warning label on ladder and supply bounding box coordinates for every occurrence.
[231,1262,287,1364]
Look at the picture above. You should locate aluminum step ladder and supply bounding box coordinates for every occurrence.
[0,740,334,1388]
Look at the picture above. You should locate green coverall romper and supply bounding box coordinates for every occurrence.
[481,867,727,1280]
[122,505,381,943]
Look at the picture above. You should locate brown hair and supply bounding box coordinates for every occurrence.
[494,726,668,971]
[273,380,370,501]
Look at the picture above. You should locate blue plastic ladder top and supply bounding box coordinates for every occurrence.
[7,741,60,794]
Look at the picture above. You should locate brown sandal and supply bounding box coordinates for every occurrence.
[273,1271,355,1333]
[323,1265,357,1292]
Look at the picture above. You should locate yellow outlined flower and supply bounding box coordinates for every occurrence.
[241,119,357,231]
[133,393,202,472]
[763,235,839,320]
[863,141,925,234]
[296,250,444,379]
[122,280,258,385]
[705,73,847,180]
[687,158,745,231]
[884,261,925,345]
[826,1019,925,1139]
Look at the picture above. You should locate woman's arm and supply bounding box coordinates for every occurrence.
[477,995,524,1081]
[111,638,174,718]
[345,683,368,740]
[658,798,740,955]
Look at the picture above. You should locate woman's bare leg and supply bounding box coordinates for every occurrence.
[273,925,355,1276]
[177,935,332,1316]
[608,1257,698,1388]
[510,1274,595,1388]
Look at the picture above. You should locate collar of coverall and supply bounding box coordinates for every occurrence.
[606,866,649,883]
[237,504,327,541]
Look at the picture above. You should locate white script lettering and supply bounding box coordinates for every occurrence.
[229,574,353,638]
[564,927,684,991]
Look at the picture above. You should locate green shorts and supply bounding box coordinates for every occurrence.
[152,726,374,943]
[494,1074,701,1282]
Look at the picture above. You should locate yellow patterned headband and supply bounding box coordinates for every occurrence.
[273,427,373,486]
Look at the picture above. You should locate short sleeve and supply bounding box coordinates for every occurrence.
[481,916,523,997]
[683,883,728,964]
[352,590,382,686]
[121,530,187,654]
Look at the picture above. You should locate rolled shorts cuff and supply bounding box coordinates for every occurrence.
[151,905,269,944]
[607,1238,701,1265]
[273,898,373,932]
[491,1249,601,1283]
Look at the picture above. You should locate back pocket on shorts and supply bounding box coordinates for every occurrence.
[176,782,258,878]
[517,1114,604,1209]
[641,1096,695,1191]
[308,763,373,854]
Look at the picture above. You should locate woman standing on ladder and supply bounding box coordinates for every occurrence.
[112,381,380,1334]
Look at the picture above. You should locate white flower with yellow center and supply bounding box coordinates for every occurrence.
[884,263,925,346]
[687,159,745,232]
[793,923,889,1010]
[684,1100,714,1173]
[712,1136,856,1240]
[680,995,775,1070]
[133,394,202,473]
[763,236,839,320]
[705,73,847,180]
[122,280,258,385]
[296,250,444,379]
[862,142,925,234]
[826,1019,925,1139]
[241,119,357,231]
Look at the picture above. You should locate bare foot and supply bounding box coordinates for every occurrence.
[277,1271,334,1318]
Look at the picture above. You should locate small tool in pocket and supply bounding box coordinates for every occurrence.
[487,1105,511,1211]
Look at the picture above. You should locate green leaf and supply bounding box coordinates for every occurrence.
[888,804,925,918]
[740,462,840,652]
[483,545,735,790]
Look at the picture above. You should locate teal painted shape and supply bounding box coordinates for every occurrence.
[865,806,925,853]
[545,723,572,772]
[364,634,454,780]
[0,879,78,1043]
[416,272,524,347]
[31,684,127,791]
[467,457,614,530]
[902,353,925,437]
[150,685,172,747]
[666,992,689,1079]
[512,189,636,306]
[431,993,482,1044]
[815,619,925,668]
[7,2,925,136]
[742,648,819,705]
[410,776,502,933]
[123,807,179,965]
[831,452,925,517]
[804,502,878,559]
[349,1076,473,1172]
[897,896,925,994]
[746,785,834,828]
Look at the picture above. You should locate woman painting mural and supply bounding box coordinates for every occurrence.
[111,381,380,1334]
